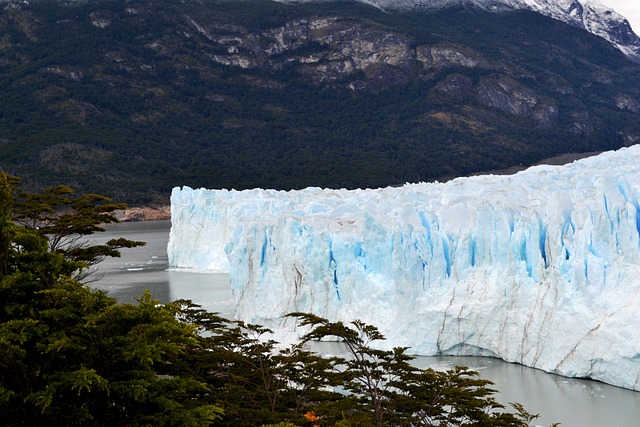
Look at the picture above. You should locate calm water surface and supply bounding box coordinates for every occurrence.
[86,220,640,427]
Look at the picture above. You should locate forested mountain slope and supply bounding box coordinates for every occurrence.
[1,0,639,204]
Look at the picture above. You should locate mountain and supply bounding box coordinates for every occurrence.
[1,0,640,204]
[490,0,640,62]
[282,0,640,62]
[472,0,640,62]
[168,146,640,391]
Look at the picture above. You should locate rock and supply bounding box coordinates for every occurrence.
[433,73,474,99]
[614,95,640,113]
[569,112,594,135]
[113,206,171,222]
[417,44,483,70]
[476,76,538,117]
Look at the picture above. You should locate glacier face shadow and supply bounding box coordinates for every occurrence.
[168,145,640,391]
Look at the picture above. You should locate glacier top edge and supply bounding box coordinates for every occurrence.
[171,145,639,233]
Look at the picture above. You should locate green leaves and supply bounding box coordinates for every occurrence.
[61,367,109,397]
[11,183,145,279]
[0,175,222,426]
[288,313,545,427]
[0,172,17,277]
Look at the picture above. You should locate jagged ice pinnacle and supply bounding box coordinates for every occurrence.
[168,145,640,391]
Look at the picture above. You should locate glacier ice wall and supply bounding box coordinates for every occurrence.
[168,146,640,390]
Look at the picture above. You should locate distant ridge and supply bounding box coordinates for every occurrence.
[276,0,640,61]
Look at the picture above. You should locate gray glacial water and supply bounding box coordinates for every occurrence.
[86,220,640,427]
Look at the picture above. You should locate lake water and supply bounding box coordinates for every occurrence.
[86,220,640,427]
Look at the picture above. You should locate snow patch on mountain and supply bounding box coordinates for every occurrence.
[276,0,640,62]
[506,0,640,60]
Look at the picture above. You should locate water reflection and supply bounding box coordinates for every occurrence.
[414,356,640,427]
[168,270,235,318]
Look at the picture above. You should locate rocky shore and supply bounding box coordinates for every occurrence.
[113,206,171,222]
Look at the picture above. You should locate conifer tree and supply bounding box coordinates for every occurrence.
[289,312,543,427]
[0,173,223,426]
[9,178,145,280]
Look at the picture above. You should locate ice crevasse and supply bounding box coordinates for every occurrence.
[168,146,640,390]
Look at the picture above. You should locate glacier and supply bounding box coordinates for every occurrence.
[168,145,640,391]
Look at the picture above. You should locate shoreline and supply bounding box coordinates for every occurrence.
[113,206,171,222]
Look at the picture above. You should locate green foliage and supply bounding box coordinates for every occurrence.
[289,312,538,427]
[9,178,145,280]
[0,173,16,275]
[174,301,338,426]
[260,423,302,427]
[0,174,223,426]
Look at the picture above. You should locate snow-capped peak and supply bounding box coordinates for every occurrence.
[503,0,640,60]
[277,0,640,62]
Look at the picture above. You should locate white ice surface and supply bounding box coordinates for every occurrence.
[169,145,640,390]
